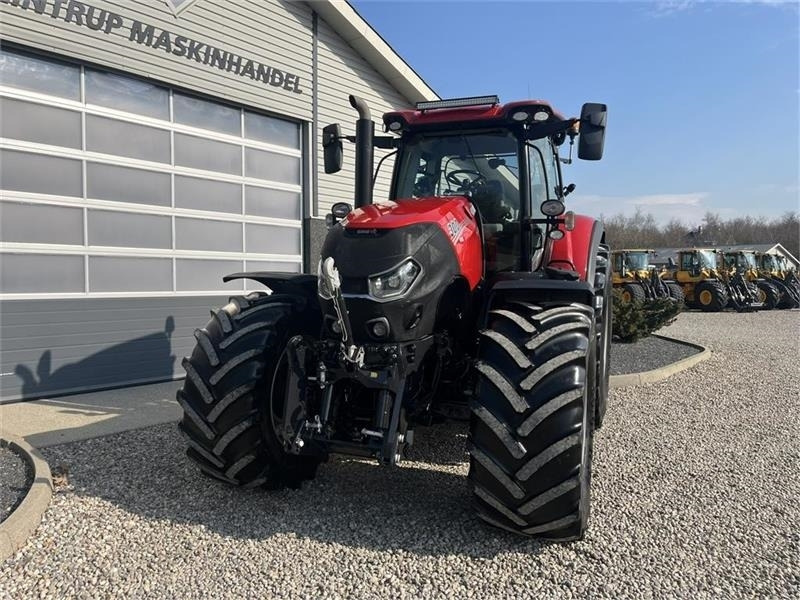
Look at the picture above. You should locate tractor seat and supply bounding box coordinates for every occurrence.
[472,179,509,224]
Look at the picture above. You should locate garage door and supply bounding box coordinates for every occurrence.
[0,45,307,400]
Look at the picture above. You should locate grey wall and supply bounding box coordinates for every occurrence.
[0,296,227,401]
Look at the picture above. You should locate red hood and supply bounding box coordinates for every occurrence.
[344,196,473,229]
[343,196,482,289]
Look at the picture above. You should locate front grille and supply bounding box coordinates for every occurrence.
[341,277,368,294]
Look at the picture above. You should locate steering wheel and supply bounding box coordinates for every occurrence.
[446,169,486,190]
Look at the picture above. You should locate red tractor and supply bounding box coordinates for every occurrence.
[178,95,609,540]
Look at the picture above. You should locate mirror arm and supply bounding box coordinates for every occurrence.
[374,136,399,149]
[525,118,579,141]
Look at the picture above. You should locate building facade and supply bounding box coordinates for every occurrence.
[0,0,437,400]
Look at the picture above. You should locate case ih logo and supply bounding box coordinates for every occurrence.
[164,0,194,16]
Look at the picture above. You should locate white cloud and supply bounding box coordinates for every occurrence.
[645,0,797,18]
[567,192,724,224]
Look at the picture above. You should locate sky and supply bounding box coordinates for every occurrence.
[351,0,800,226]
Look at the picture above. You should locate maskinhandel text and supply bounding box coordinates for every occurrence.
[1,0,304,94]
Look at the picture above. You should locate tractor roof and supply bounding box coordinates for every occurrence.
[382,97,565,133]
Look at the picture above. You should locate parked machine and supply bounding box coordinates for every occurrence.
[666,249,728,311]
[666,248,759,311]
[611,249,683,303]
[723,250,780,310]
[756,252,800,309]
[177,95,610,540]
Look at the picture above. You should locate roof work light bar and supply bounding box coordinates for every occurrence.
[415,95,500,111]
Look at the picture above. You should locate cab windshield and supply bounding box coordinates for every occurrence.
[392,131,523,272]
[735,253,757,270]
[624,253,650,270]
[698,250,717,269]
[393,131,520,210]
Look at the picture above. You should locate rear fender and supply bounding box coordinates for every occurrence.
[479,216,604,327]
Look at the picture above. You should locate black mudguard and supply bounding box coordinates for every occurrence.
[223,272,318,298]
[479,273,596,328]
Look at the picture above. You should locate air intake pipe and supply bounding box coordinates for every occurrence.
[349,94,374,209]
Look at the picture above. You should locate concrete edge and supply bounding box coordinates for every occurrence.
[0,431,53,563]
[609,335,711,389]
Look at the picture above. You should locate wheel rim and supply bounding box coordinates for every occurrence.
[699,289,713,305]
[622,291,631,303]
[758,288,767,302]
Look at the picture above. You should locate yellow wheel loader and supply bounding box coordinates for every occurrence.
[665,249,760,312]
[611,249,683,303]
[757,253,800,308]
[723,250,780,310]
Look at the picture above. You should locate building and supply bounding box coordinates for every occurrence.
[0,0,438,401]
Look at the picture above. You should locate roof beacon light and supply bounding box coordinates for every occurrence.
[415,95,500,111]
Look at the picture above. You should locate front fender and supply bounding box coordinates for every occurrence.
[546,214,604,283]
[223,271,317,297]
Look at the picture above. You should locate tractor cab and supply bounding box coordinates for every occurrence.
[678,249,718,278]
[724,250,758,277]
[323,95,607,277]
[612,249,652,278]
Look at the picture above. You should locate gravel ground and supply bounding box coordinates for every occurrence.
[0,443,31,524]
[1,311,798,599]
[610,334,700,375]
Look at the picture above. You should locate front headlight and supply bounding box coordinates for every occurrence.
[368,259,420,300]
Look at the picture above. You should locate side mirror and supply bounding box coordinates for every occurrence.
[577,103,607,161]
[325,201,353,228]
[331,202,352,219]
[322,123,343,174]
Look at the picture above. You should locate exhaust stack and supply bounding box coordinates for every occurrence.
[349,95,374,209]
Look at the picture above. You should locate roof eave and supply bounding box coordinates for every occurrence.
[311,1,439,104]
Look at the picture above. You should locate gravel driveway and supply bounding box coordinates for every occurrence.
[1,311,798,599]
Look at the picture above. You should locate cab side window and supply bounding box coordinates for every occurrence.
[528,137,561,206]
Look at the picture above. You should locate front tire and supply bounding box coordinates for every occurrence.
[696,281,727,312]
[469,303,596,540]
[666,283,685,304]
[621,283,645,304]
[756,281,779,310]
[178,291,322,489]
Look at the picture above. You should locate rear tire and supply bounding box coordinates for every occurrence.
[178,291,322,489]
[594,247,611,430]
[469,303,596,540]
[696,281,727,312]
